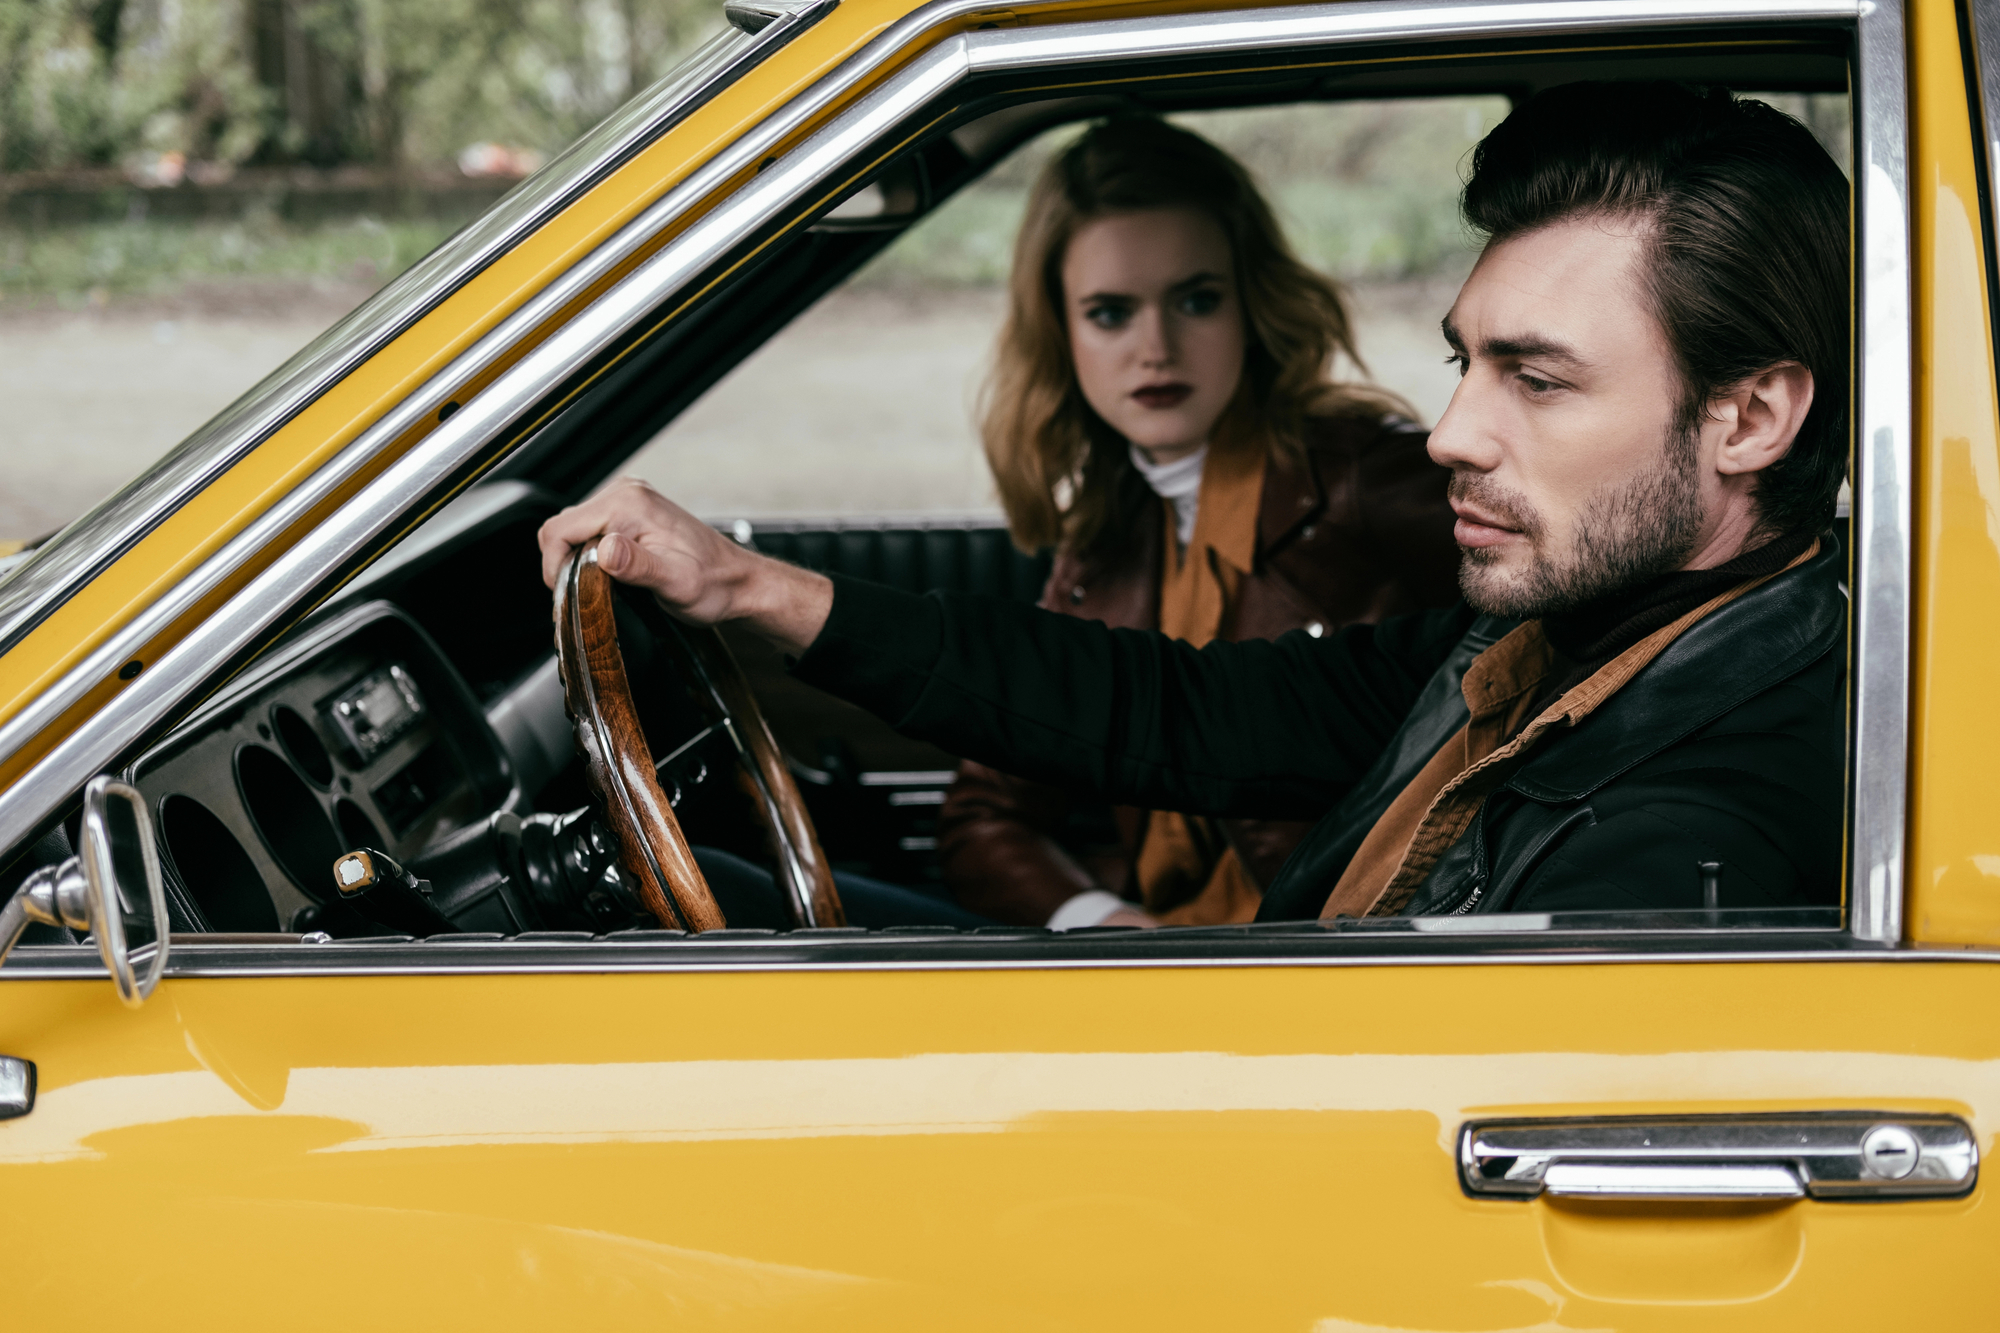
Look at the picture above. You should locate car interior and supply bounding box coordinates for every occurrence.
[6,23,1860,946]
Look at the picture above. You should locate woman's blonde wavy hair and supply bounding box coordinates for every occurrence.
[982,116,1409,558]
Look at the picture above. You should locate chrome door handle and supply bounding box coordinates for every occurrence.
[1460,1114,1976,1201]
[0,1055,32,1120]
[1541,1161,1805,1199]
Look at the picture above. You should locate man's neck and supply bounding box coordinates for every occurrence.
[1675,489,1768,570]
[1541,526,1816,670]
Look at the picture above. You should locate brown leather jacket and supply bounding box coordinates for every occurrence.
[938,412,1463,924]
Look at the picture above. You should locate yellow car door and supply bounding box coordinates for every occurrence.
[0,943,1994,1328]
[3,0,1999,1327]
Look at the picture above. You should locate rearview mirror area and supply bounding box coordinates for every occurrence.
[812,157,930,231]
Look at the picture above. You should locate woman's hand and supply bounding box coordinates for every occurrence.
[536,478,833,655]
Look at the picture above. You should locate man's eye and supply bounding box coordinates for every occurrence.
[1177,289,1222,316]
[1444,354,1469,377]
[1085,303,1131,329]
[1518,372,1559,393]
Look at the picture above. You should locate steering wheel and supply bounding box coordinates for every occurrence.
[553,538,846,932]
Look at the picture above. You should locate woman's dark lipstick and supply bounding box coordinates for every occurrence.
[1132,382,1193,409]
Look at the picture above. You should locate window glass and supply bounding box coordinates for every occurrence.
[0,2,730,562]
[621,97,1511,521]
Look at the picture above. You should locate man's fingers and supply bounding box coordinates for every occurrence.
[536,479,685,588]
[538,507,606,588]
[597,530,672,593]
[537,502,634,588]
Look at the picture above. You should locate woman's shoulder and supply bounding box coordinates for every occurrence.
[1259,397,1447,542]
[1298,392,1430,457]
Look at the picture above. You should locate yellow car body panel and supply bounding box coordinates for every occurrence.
[1909,0,2000,943]
[4,962,1999,1327]
[1,0,1996,1324]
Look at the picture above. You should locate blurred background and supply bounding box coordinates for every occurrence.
[0,0,1849,539]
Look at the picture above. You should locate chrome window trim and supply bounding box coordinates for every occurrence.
[728,0,828,34]
[1970,3,2000,359]
[8,937,1998,982]
[0,0,1899,964]
[1848,0,1912,943]
[1975,0,2000,210]
[0,1,837,660]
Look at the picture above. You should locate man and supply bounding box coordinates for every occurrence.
[538,82,1850,920]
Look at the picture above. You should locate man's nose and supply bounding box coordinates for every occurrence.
[1427,371,1500,473]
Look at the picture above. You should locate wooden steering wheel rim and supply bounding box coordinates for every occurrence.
[554,539,844,931]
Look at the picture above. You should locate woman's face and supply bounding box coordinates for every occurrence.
[1061,207,1246,463]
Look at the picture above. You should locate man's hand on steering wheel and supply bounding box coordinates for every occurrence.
[537,478,833,655]
[537,478,848,933]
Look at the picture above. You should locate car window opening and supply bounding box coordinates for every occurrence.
[1,30,1866,962]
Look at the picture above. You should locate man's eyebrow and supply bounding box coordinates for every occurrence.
[1441,319,1592,370]
[1483,333,1589,368]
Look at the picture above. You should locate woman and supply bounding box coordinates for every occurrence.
[939,116,1462,929]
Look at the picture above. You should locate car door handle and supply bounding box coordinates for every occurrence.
[0,1055,32,1120]
[1460,1114,1977,1201]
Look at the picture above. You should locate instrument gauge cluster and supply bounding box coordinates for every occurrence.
[126,602,518,934]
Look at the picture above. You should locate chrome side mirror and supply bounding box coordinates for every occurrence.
[0,776,169,1006]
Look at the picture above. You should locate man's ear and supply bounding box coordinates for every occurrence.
[1713,361,1815,477]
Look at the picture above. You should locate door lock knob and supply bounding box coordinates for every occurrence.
[1860,1123,1921,1180]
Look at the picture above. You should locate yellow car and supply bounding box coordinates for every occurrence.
[1,0,1996,1325]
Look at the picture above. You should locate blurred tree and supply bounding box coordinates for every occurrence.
[321,0,720,166]
[0,1,41,172]
[0,0,719,175]
[247,0,362,164]
[0,0,269,173]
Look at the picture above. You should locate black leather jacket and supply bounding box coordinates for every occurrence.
[793,544,1846,917]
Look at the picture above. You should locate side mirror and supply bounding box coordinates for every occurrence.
[0,776,169,1006]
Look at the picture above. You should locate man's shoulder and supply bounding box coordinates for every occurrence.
[1508,541,1845,806]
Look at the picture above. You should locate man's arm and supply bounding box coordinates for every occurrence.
[540,479,1474,820]
[795,574,1472,819]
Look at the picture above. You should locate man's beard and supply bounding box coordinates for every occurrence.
[1455,428,1706,619]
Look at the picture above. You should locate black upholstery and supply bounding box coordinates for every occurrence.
[744,522,1052,603]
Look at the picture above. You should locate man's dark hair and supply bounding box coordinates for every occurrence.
[1462,81,1849,537]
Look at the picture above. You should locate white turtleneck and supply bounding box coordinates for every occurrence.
[1129,442,1207,547]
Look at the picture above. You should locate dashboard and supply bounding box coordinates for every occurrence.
[132,600,522,933]
[124,483,597,937]
[119,481,1039,938]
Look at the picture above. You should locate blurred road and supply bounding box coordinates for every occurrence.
[0,279,1464,542]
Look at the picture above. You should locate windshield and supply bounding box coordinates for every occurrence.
[0,2,761,639]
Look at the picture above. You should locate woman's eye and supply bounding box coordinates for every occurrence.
[1085,303,1130,330]
[1177,289,1222,316]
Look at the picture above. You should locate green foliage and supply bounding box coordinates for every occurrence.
[0,0,271,172]
[0,0,721,173]
[0,212,454,303]
[359,0,721,163]
[849,92,1848,291]
[853,98,1510,291]
[1199,99,1509,281]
